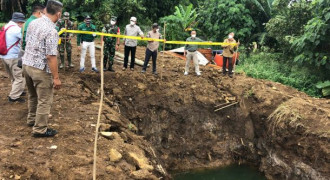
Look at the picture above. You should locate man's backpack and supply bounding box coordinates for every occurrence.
[0,25,20,55]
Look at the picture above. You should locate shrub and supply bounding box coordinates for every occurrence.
[236,52,328,97]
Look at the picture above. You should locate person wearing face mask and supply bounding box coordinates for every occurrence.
[56,12,74,69]
[0,12,26,103]
[141,23,162,74]
[184,30,204,76]
[77,15,99,73]
[102,16,120,72]
[22,0,63,137]
[123,16,144,71]
[222,32,239,78]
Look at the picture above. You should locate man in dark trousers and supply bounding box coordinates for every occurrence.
[222,32,239,78]
[123,16,144,71]
[22,0,63,137]
[56,12,74,69]
[102,16,120,72]
[142,23,162,75]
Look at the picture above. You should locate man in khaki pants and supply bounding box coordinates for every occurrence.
[0,12,26,103]
[22,0,63,137]
[184,30,204,76]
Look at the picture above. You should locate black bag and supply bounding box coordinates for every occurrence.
[17,49,24,68]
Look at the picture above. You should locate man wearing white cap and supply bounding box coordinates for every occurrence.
[123,16,144,71]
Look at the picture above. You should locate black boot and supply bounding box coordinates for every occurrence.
[103,58,108,71]
[59,55,64,69]
[68,56,74,68]
[108,65,115,72]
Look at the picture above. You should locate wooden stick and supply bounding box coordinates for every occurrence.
[233,40,239,73]
[214,102,238,112]
[64,21,67,72]
[214,102,232,108]
[161,23,166,80]
[93,36,104,180]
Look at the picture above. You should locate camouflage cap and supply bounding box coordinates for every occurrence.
[63,12,69,20]
[85,15,91,23]
[111,16,117,22]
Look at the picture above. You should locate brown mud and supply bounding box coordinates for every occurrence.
[0,39,329,180]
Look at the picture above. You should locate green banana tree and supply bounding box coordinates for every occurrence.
[160,4,198,47]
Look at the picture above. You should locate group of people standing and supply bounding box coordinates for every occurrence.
[0,1,63,137]
[0,0,239,138]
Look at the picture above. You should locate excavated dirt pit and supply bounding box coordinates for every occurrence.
[0,41,329,180]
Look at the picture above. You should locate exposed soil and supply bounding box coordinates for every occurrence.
[0,38,329,180]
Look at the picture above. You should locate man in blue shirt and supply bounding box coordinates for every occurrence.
[0,12,26,103]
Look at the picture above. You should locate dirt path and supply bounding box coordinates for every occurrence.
[0,39,329,180]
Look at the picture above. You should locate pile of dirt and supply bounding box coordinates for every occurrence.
[0,39,329,179]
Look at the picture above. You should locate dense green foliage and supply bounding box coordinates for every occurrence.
[160,4,197,48]
[290,0,330,69]
[198,0,256,42]
[0,0,329,97]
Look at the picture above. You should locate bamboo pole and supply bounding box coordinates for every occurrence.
[93,35,104,180]
[161,23,166,80]
[233,40,239,73]
[214,102,238,112]
[214,102,232,108]
[64,21,67,72]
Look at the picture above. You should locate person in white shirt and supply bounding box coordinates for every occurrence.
[123,17,144,71]
[0,12,26,103]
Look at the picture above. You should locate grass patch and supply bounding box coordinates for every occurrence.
[236,52,329,97]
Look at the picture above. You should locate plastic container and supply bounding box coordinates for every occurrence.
[214,53,239,68]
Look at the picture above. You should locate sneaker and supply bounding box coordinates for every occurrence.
[8,97,25,103]
[79,67,85,72]
[152,71,158,75]
[69,64,74,68]
[92,67,99,73]
[141,69,146,73]
[33,128,58,138]
[196,72,201,76]
[59,64,64,69]
[229,74,233,78]
[184,72,188,76]
[122,67,127,71]
[27,122,34,127]
[130,68,134,71]
[103,68,107,71]
[20,91,26,97]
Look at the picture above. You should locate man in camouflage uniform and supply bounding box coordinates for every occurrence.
[56,12,74,69]
[102,16,120,72]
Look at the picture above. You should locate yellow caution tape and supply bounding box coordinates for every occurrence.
[58,29,237,46]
